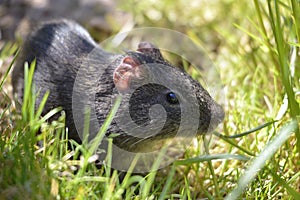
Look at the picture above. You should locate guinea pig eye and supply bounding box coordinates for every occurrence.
[166,92,179,104]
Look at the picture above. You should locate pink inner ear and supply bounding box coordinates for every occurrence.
[113,56,141,93]
[123,56,140,67]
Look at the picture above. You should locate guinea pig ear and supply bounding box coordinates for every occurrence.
[137,41,164,61]
[113,56,143,93]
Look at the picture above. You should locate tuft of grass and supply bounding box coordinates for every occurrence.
[0,56,63,199]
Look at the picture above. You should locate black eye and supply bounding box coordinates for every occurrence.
[166,92,179,104]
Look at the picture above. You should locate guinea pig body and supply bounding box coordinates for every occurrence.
[12,19,224,152]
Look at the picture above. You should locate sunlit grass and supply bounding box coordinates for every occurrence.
[0,0,300,199]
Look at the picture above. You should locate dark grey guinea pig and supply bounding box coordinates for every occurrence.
[12,19,224,152]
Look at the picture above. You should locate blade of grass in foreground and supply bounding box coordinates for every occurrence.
[0,48,19,90]
[174,154,249,166]
[225,119,299,200]
[218,121,275,139]
[75,95,122,177]
[22,61,36,122]
[89,95,122,154]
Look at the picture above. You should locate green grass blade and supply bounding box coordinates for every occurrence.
[21,60,37,122]
[39,107,62,123]
[225,119,298,200]
[21,62,29,121]
[253,0,278,66]
[174,154,249,166]
[34,90,50,119]
[269,1,300,117]
[142,146,169,199]
[291,0,300,42]
[213,132,255,156]
[158,165,176,200]
[0,49,19,90]
[82,107,91,146]
[89,95,122,154]
[270,170,300,198]
[220,121,275,139]
[0,42,18,59]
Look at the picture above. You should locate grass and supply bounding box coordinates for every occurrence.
[1,0,300,199]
